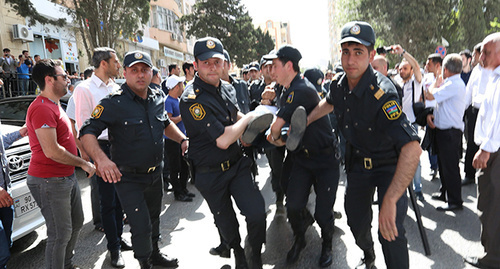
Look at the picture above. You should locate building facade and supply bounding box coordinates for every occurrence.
[258,20,292,50]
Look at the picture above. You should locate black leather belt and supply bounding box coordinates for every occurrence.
[298,147,334,158]
[352,156,398,170]
[118,164,161,174]
[196,153,242,174]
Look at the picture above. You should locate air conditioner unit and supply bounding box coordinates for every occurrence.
[157,59,166,67]
[13,24,34,42]
[171,33,178,41]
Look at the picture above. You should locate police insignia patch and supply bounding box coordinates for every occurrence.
[206,40,215,49]
[350,25,361,35]
[382,100,401,120]
[286,92,294,104]
[91,105,104,119]
[189,103,206,120]
[134,52,143,59]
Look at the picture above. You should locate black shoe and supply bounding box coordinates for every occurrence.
[234,247,249,269]
[286,106,307,151]
[356,248,376,269]
[139,259,153,269]
[431,192,447,202]
[436,204,463,211]
[286,235,306,264]
[415,191,425,201]
[174,193,193,202]
[462,177,475,186]
[319,243,333,267]
[120,238,133,251]
[110,250,125,268]
[430,169,438,180]
[209,243,231,258]
[241,112,273,144]
[183,189,195,198]
[463,256,497,269]
[334,211,342,219]
[151,251,179,268]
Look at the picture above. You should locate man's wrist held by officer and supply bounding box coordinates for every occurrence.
[180,138,189,144]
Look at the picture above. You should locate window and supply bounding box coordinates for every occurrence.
[152,5,182,39]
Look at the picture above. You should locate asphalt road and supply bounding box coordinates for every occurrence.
[9,149,484,268]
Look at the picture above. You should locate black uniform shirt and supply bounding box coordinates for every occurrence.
[229,76,251,114]
[277,74,334,151]
[326,66,419,159]
[80,83,170,168]
[249,79,265,103]
[179,75,241,167]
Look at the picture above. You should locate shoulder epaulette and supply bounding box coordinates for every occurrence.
[110,89,123,96]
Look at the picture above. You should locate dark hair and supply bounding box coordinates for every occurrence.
[83,67,94,79]
[473,43,482,53]
[91,47,116,68]
[3,48,10,53]
[427,53,443,65]
[459,49,472,59]
[182,62,193,75]
[32,59,62,91]
[34,54,40,58]
[22,50,28,54]
[277,57,300,73]
[168,64,178,73]
[443,53,462,74]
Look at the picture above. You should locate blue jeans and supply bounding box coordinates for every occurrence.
[27,173,84,269]
[412,124,422,193]
[18,79,29,95]
[0,205,14,268]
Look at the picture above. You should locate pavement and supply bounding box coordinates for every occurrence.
[9,146,484,268]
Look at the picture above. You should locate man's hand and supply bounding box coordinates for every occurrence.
[82,161,96,178]
[425,91,435,101]
[0,188,13,208]
[473,149,490,169]
[19,125,28,137]
[95,159,121,183]
[427,114,435,129]
[379,199,398,241]
[266,133,285,147]
[390,44,404,55]
[181,140,189,156]
[261,87,276,105]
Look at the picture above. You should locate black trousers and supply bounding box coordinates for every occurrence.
[165,139,189,195]
[345,164,409,269]
[264,145,286,194]
[464,106,479,179]
[195,156,266,251]
[286,152,340,235]
[114,171,163,261]
[435,128,463,206]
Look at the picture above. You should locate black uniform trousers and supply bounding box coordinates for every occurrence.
[464,106,479,179]
[477,151,500,266]
[114,171,163,261]
[345,163,409,269]
[195,156,266,251]
[286,151,339,235]
[264,146,286,194]
[96,140,124,251]
[164,139,189,196]
[435,128,463,206]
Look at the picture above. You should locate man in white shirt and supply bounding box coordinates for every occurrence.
[464,32,500,269]
[462,44,493,186]
[73,47,131,268]
[425,54,466,211]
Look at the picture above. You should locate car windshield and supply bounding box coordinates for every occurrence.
[0,100,31,121]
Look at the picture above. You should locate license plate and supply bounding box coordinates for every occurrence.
[14,193,39,218]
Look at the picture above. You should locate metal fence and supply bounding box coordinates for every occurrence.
[0,74,38,99]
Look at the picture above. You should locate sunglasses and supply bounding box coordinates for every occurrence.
[52,74,69,80]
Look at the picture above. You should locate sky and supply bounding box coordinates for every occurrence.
[240,0,330,69]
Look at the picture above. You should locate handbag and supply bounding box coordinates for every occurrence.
[411,81,426,125]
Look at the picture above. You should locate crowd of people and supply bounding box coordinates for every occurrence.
[0,19,498,269]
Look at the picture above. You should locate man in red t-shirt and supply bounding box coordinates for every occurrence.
[26,59,95,269]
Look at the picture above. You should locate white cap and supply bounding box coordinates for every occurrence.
[166,75,186,90]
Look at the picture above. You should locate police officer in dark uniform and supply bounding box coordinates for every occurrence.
[265,45,340,268]
[307,21,422,269]
[80,51,187,269]
[179,37,269,269]
[304,68,328,98]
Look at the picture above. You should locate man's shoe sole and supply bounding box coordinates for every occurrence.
[241,113,273,144]
[286,106,307,151]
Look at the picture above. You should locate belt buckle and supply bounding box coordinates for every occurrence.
[147,166,156,173]
[364,158,373,170]
[221,160,230,172]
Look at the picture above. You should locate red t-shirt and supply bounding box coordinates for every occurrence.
[26,96,78,178]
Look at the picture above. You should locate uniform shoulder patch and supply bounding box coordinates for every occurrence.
[286,91,294,104]
[110,90,123,96]
[382,100,401,120]
[189,103,206,120]
[187,94,197,99]
[91,105,104,119]
[374,88,385,100]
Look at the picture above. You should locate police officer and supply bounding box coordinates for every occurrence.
[303,68,328,98]
[265,45,340,267]
[179,37,269,269]
[307,21,422,269]
[80,51,187,269]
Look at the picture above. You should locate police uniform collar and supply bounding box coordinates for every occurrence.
[282,73,302,96]
[121,83,157,100]
[193,74,222,95]
[350,65,376,98]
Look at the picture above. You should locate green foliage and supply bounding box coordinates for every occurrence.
[178,0,274,67]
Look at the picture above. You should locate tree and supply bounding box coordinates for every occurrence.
[5,0,151,63]
[178,0,274,67]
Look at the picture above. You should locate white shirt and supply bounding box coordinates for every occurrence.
[73,74,120,140]
[464,65,493,109]
[422,72,435,92]
[66,95,76,120]
[400,75,422,123]
[474,65,500,153]
[430,74,466,131]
